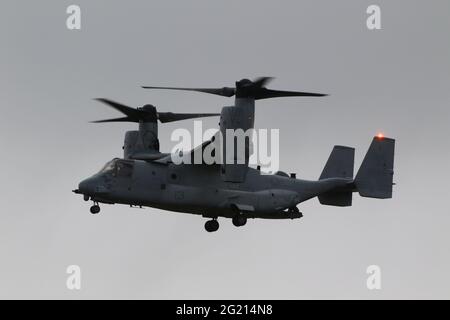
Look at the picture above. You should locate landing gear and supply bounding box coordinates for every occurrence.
[232,215,247,227]
[90,203,100,214]
[204,219,219,232]
[288,207,303,219]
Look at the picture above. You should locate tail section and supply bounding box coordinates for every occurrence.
[320,145,355,180]
[318,145,355,206]
[354,136,395,198]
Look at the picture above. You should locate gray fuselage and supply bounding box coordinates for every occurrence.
[78,158,351,219]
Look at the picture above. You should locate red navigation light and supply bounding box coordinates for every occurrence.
[376,132,384,139]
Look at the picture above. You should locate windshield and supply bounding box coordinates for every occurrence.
[98,158,134,177]
[99,158,118,173]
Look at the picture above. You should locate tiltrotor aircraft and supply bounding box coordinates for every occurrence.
[73,78,395,232]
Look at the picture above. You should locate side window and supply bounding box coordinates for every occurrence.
[116,161,133,178]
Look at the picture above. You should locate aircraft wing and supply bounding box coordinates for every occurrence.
[154,131,221,165]
[130,152,170,161]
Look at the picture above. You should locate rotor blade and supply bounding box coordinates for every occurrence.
[252,76,275,88]
[94,98,142,119]
[141,86,235,97]
[254,88,328,100]
[157,112,220,123]
[90,116,135,123]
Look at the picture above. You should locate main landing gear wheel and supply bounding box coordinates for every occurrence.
[288,207,302,219]
[204,219,219,232]
[232,215,247,227]
[90,204,100,214]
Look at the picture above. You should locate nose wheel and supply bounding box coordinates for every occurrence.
[204,219,219,232]
[90,203,100,214]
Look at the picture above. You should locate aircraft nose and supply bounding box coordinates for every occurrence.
[78,178,96,195]
[78,177,110,196]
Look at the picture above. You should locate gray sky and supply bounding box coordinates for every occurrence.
[1,0,449,299]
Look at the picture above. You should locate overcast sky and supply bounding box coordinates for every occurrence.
[1,0,449,299]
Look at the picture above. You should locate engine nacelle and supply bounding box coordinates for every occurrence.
[123,123,159,159]
[220,104,255,182]
[123,130,139,159]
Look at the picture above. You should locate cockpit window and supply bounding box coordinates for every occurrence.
[98,158,134,177]
[116,160,133,177]
[99,159,117,173]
